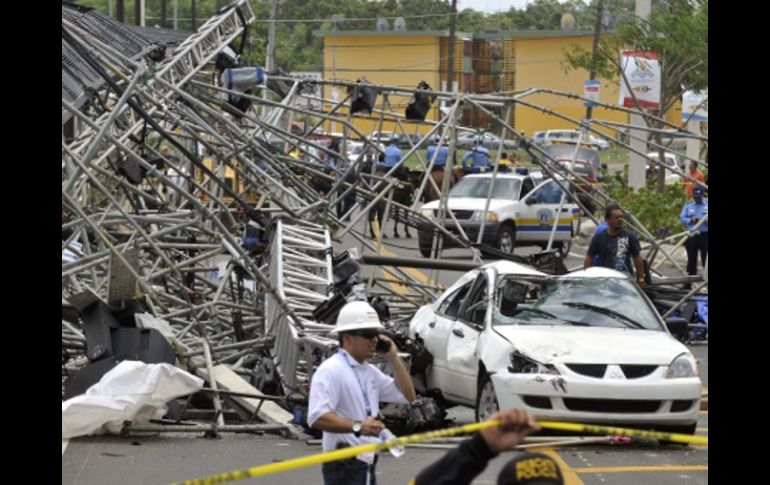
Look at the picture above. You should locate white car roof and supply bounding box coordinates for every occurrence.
[435,260,546,304]
[483,260,548,277]
[646,151,677,156]
[563,266,631,279]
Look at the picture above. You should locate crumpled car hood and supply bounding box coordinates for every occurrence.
[492,325,688,365]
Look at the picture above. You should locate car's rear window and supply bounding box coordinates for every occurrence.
[558,161,590,177]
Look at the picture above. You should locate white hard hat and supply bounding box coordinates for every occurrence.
[330,301,384,335]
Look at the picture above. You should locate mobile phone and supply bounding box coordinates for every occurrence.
[375,338,391,353]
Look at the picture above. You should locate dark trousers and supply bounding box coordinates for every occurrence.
[684,232,708,276]
[322,457,377,485]
[336,172,357,221]
[337,195,356,221]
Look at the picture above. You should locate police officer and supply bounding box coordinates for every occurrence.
[308,301,416,485]
[680,186,708,276]
[382,134,402,170]
[461,135,492,173]
[426,134,448,169]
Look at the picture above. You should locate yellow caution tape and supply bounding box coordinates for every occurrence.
[172,419,707,485]
[171,420,496,485]
[537,421,708,446]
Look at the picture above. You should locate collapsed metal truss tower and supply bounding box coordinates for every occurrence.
[62,1,708,410]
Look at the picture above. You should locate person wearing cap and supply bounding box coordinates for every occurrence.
[410,407,560,485]
[308,301,416,485]
[382,134,402,169]
[680,186,708,276]
[461,135,492,173]
[426,134,449,169]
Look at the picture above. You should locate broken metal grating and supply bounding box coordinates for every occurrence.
[620,364,658,379]
[565,363,607,378]
[562,398,662,414]
[670,400,696,412]
[522,395,553,409]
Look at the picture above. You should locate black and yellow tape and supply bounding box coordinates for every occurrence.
[172,420,707,485]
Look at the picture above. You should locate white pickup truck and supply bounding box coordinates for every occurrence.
[418,173,579,257]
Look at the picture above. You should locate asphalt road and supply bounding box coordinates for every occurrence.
[62,216,707,485]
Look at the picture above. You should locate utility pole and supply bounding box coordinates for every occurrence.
[192,0,197,31]
[116,0,124,23]
[263,0,278,117]
[173,0,178,29]
[134,0,145,27]
[161,0,167,28]
[585,0,604,120]
[628,0,651,190]
[267,0,277,73]
[447,0,458,94]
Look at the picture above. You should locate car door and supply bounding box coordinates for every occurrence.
[424,280,474,391]
[517,180,575,243]
[444,273,489,403]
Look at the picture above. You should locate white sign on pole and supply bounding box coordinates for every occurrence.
[682,90,708,122]
[584,79,600,106]
[619,51,661,109]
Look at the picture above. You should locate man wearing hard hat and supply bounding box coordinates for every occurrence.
[308,301,416,484]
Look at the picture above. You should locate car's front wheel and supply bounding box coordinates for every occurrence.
[475,372,500,422]
[553,239,572,257]
[496,224,516,255]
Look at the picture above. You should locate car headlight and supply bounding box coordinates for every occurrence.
[420,209,434,219]
[471,211,499,222]
[666,353,698,378]
[509,351,559,375]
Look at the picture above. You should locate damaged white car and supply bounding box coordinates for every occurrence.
[408,261,701,434]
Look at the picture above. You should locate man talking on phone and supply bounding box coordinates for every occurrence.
[308,301,416,485]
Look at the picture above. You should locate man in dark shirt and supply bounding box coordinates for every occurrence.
[584,203,645,285]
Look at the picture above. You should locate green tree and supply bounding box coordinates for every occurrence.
[564,0,707,192]
[601,166,686,238]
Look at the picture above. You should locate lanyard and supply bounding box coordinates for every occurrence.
[339,350,372,417]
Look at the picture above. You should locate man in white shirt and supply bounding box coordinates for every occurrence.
[308,301,416,485]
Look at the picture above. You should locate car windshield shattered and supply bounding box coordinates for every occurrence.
[448,177,522,201]
[493,276,662,330]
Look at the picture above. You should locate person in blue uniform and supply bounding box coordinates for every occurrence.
[679,186,708,276]
[461,136,491,173]
[382,134,402,170]
[426,134,448,169]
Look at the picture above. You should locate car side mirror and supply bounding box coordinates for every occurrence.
[525,197,537,205]
[665,317,688,336]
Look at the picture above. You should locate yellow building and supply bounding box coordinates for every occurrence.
[313,30,472,137]
[500,30,616,137]
[314,29,678,139]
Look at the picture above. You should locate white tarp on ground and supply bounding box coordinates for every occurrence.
[62,361,204,439]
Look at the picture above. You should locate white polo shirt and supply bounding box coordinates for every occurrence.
[308,349,409,454]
